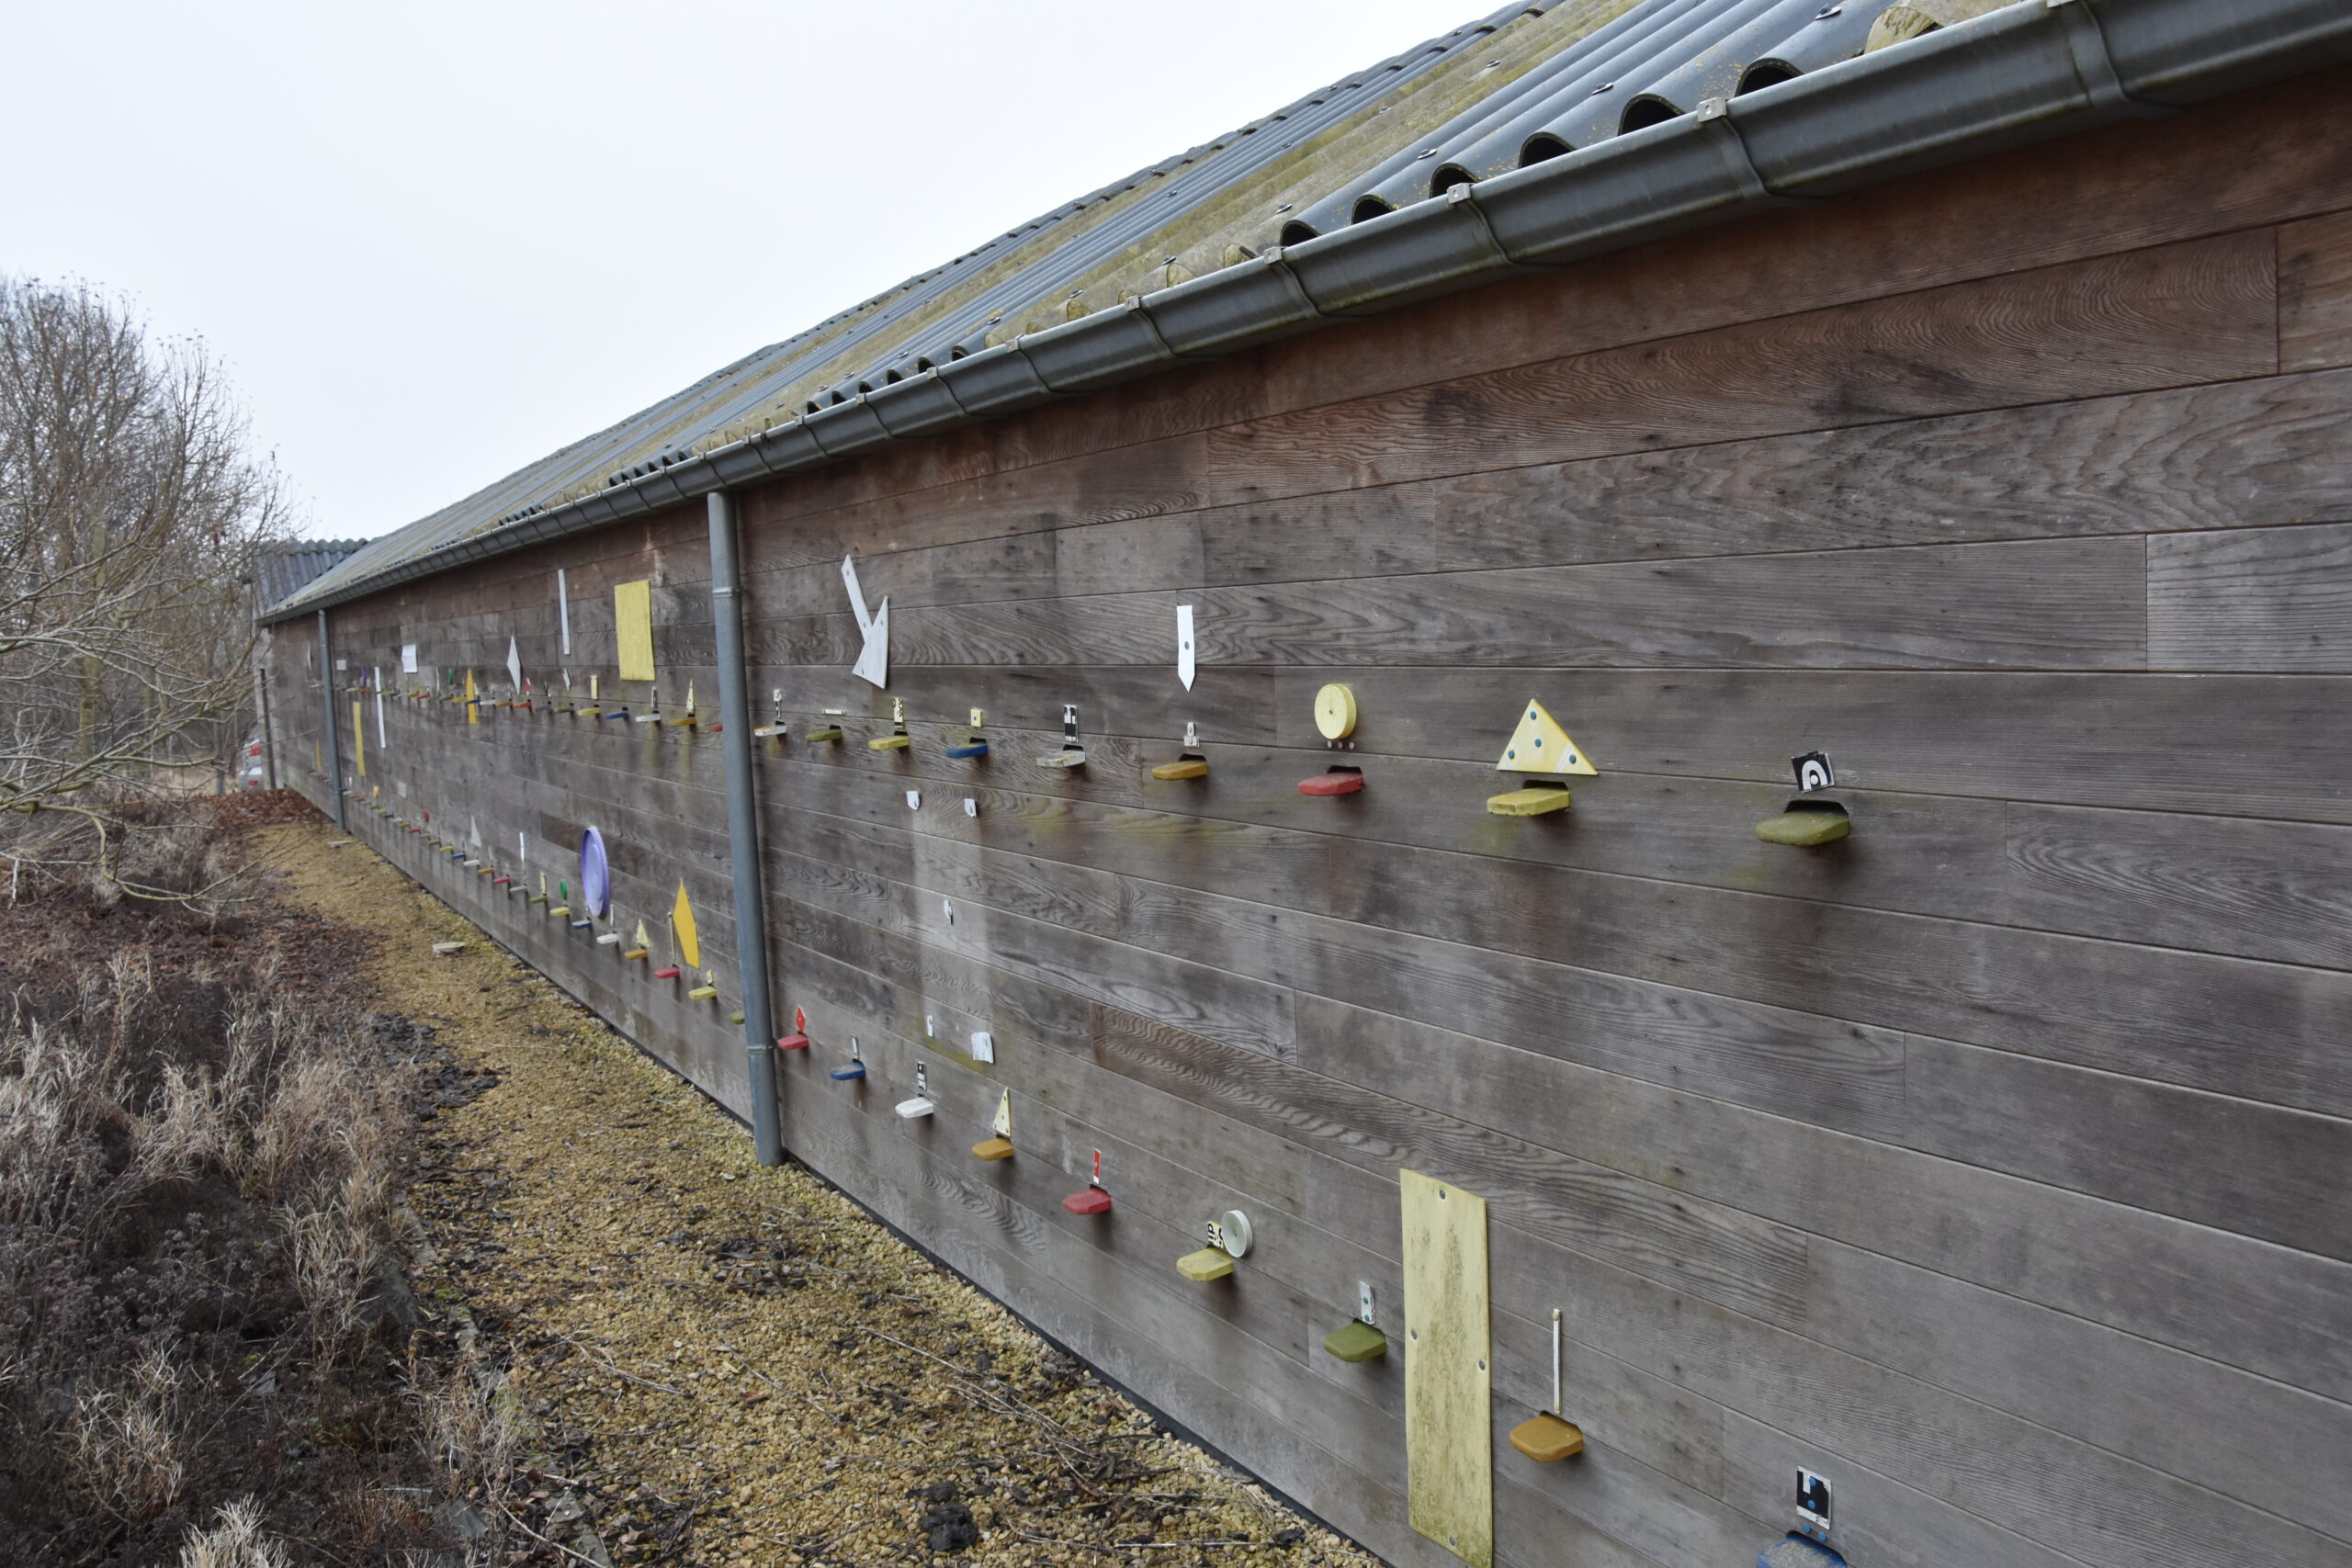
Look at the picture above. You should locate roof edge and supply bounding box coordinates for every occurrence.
[266,0,2352,623]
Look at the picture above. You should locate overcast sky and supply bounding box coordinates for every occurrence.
[6,1,1479,541]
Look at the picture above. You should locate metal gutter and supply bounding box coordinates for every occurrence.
[266,0,2352,623]
[316,610,346,829]
[707,491,783,1168]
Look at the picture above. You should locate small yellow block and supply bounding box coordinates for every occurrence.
[1756,807,1851,846]
[971,1135,1015,1162]
[869,733,912,751]
[688,984,719,1001]
[1176,1247,1235,1282]
[548,905,570,918]
[807,726,844,742]
[1487,786,1574,817]
[1322,1321,1389,1362]
[1509,1412,1586,1462]
[622,948,649,961]
[1150,758,1210,781]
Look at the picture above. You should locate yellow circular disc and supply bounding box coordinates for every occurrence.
[1313,682,1357,740]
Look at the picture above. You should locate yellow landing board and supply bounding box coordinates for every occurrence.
[1402,1168,1491,1568]
[615,580,656,682]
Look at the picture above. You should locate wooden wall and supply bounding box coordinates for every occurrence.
[273,70,2352,1568]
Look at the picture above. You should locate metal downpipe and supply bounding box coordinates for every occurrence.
[316,609,345,830]
[708,491,782,1166]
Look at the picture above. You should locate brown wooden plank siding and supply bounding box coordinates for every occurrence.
[270,73,2352,1568]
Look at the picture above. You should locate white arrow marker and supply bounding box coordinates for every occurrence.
[842,553,890,689]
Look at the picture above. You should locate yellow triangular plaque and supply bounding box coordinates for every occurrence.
[991,1089,1012,1139]
[672,880,701,970]
[1497,698,1595,775]
[464,669,479,727]
[634,919,650,949]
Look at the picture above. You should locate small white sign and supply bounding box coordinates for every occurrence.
[963,796,978,818]
[968,1031,994,1064]
[401,644,418,673]
[558,570,571,655]
[506,636,522,691]
[1176,604,1196,690]
[905,789,922,810]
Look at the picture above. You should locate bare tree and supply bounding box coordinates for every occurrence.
[0,276,294,898]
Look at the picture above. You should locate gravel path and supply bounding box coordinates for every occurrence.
[263,821,1381,1568]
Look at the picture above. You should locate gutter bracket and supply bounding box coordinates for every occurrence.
[1258,246,1329,327]
[2046,0,2170,118]
[1444,181,1514,266]
[1695,96,1790,207]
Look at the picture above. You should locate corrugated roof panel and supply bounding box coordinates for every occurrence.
[276,0,2042,615]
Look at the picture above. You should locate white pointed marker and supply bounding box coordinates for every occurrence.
[1177,604,1196,690]
[506,636,522,692]
[842,554,889,688]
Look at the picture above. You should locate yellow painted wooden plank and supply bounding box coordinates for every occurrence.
[614,579,656,682]
[1401,1168,1491,1568]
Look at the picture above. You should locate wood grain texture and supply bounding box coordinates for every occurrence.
[1207,234,2276,504]
[2280,208,2352,371]
[2149,523,2352,671]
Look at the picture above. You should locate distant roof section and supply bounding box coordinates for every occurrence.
[270,0,2057,615]
[254,539,369,610]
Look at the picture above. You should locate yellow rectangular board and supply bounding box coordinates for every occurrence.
[1401,1168,1492,1568]
[351,700,366,777]
[614,580,656,682]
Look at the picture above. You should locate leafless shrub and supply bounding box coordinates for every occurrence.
[175,1497,293,1568]
[283,1186,384,1371]
[412,1349,523,1503]
[70,1342,188,1521]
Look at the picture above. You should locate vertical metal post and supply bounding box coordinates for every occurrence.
[250,582,278,790]
[1549,1307,1563,1416]
[316,609,345,830]
[708,490,781,1166]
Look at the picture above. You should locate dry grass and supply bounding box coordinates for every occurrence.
[176,1498,295,1568]
[0,800,448,1565]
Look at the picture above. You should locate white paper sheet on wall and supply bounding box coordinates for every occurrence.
[506,637,522,691]
[842,554,890,689]
[401,644,418,673]
[1177,604,1196,690]
[558,569,571,655]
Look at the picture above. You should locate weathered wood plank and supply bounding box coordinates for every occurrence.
[1718,1411,2089,1568]
[807,537,2149,672]
[1207,235,2276,505]
[1270,665,2352,823]
[1435,370,2352,572]
[2280,209,2352,372]
[2148,522,2352,671]
[1477,1216,2352,1568]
